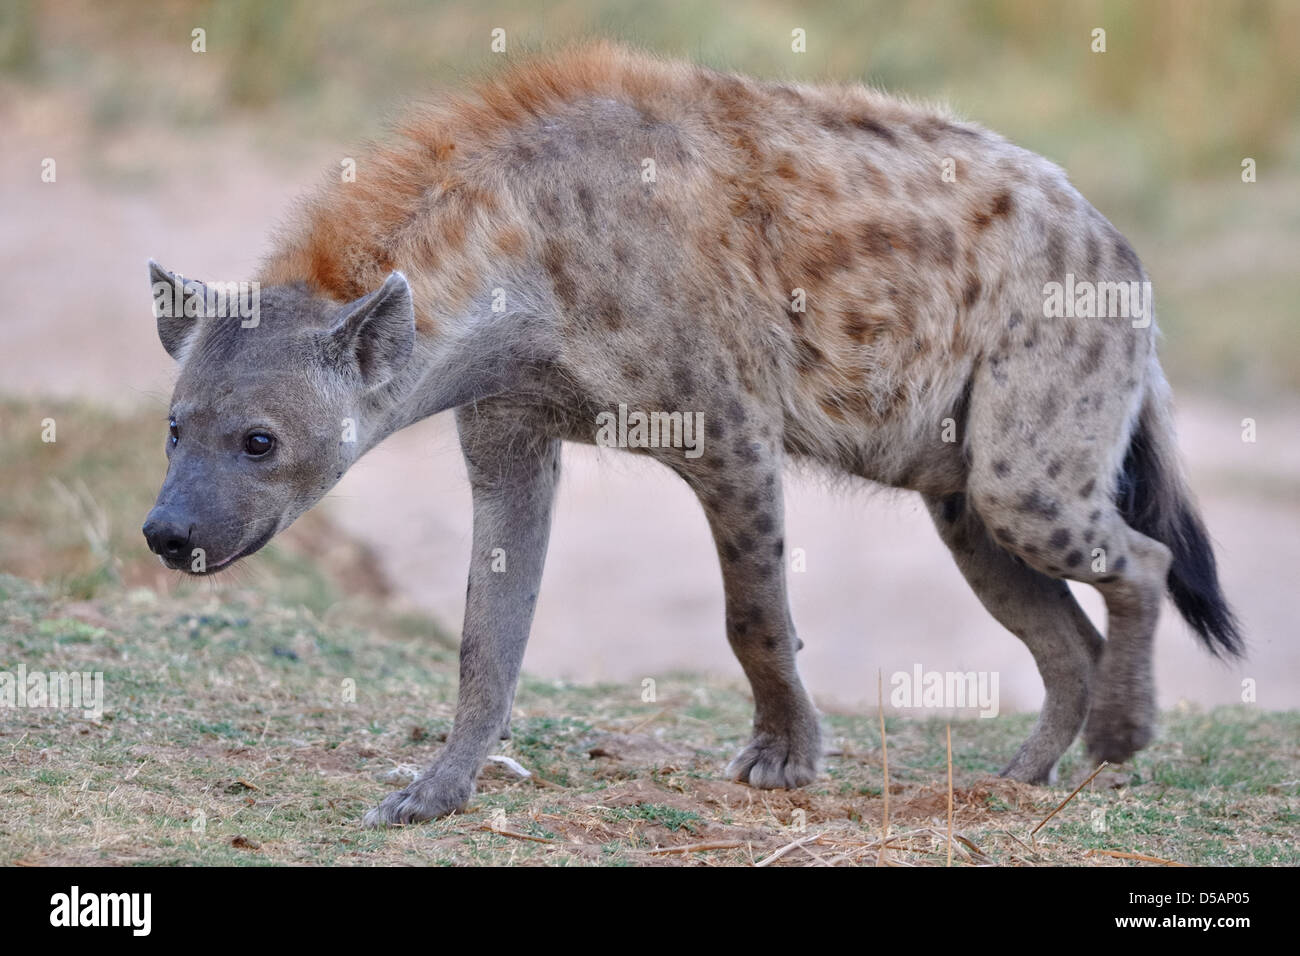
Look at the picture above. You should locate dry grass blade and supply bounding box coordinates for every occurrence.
[1031,761,1109,837]
[877,669,889,867]
[479,825,555,844]
[628,708,666,734]
[952,833,992,864]
[946,723,953,867]
[645,840,743,855]
[1087,848,1187,867]
[755,833,823,867]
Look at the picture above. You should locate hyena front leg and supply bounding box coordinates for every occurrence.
[363,402,559,826]
[666,426,822,789]
[926,493,1102,783]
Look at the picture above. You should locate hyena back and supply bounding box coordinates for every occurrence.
[145,43,1241,826]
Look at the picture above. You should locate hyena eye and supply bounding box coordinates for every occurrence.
[168,418,179,446]
[243,432,276,458]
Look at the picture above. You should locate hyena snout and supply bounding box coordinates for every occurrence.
[142,511,193,566]
[142,498,270,574]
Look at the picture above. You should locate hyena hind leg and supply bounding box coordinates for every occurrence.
[926,493,1103,784]
[663,429,822,790]
[969,452,1171,767]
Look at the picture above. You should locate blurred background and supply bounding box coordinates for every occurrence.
[2,0,1297,713]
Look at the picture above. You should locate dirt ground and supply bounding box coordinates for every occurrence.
[3,113,1297,716]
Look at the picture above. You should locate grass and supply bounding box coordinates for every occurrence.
[1,571,1296,866]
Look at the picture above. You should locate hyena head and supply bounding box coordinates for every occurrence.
[142,261,415,574]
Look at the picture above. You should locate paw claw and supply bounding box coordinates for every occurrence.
[362,774,473,827]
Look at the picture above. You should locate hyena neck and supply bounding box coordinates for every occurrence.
[359,277,558,452]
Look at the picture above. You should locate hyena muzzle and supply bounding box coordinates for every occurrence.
[143,43,1242,826]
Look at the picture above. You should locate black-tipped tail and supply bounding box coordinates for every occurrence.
[1117,390,1243,659]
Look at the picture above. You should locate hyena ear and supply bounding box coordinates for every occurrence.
[324,272,416,390]
[148,259,208,361]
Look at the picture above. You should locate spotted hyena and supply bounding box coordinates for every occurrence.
[143,43,1241,826]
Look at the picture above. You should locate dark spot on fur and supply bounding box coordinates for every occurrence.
[993,460,1010,477]
[794,336,826,372]
[1049,528,1072,549]
[1017,490,1061,520]
[963,273,982,307]
[1040,391,1062,427]
[850,115,898,144]
[818,111,848,133]
[1114,235,1142,276]
[1079,479,1096,498]
[1066,550,1083,568]
[937,225,957,261]
[1113,555,1128,572]
[858,221,897,258]
[1047,231,1066,277]
[597,294,625,331]
[1047,459,1063,479]
[1097,574,1118,584]
[1085,232,1102,274]
[754,512,775,534]
[576,185,596,224]
[1080,338,1106,377]
[542,241,578,310]
[843,309,872,343]
[940,493,965,524]
[774,538,784,558]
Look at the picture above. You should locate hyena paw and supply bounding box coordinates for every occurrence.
[999,746,1060,786]
[1084,703,1154,766]
[362,772,473,827]
[727,722,822,790]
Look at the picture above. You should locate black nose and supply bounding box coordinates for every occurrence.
[143,517,191,560]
